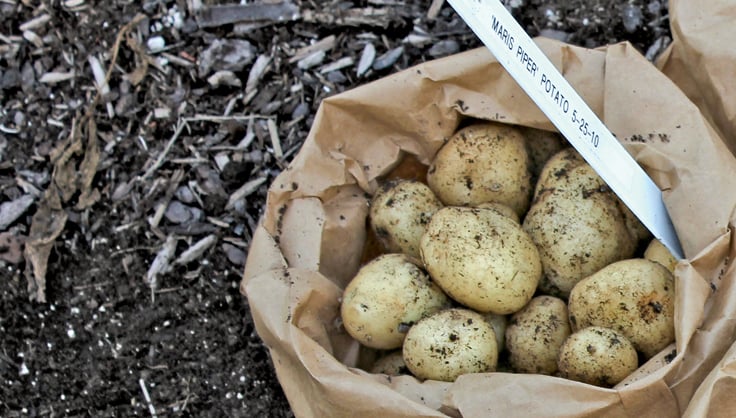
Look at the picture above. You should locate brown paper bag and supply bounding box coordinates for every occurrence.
[242,37,736,417]
[657,0,736,154]
[653,1,736,415]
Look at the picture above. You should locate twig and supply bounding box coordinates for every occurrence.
[139,378,159,418]
[141,120,188,180]
[182,114,271,123]
[267,118,283,159]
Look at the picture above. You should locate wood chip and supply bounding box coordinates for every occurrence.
[357,43,376,76]
[302,7,398,28]
[267,118,282,159]
[225,177,268,210]
[22,30,43,48]
[145,235,178,293]
[174,234,217,265]
[0,195,35,230]
[427,0,445,19]
[297,50,325,70]
[39,71,76,84]
[89,55,115,118]
[19,13,51,31]
[246,54,271,95]
[288,35,336,63]
[319,56,354,74]
[196,2,300,28]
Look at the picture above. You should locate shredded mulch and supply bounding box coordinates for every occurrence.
[0,0,670,416]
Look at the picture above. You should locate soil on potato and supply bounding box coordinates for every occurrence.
[0,0,670,416]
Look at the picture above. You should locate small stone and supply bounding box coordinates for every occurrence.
[164,200,203,224]
[175,186,196,204]
[147,36,166,53]
[428,40,459,58]
[1,68,21,90]
[198,39,255,77]
[326,70,347,84]
[222,243,246,266]
[291,102,310,120]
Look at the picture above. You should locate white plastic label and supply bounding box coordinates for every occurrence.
[448,0,683,259]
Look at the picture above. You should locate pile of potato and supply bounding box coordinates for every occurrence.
[340,121,678,387]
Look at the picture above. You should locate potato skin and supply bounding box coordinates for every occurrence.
[403,308,498,382]
[557,326,639,387]
[420,206,542,314]
[427,122,532,217]
[369,179,443,258]
[522,148,639,297]
[505,296,571,375]
[644,238,678,274]
[518,126,565,178]
[567,258,675,359]
[341,254,450,350]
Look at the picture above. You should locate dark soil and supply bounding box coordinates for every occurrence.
[0,0,670,416]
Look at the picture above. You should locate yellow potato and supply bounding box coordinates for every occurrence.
[369,179,444,258]
[518,126,566,177]
[522,148,640,297]
[557,326,639,387]
[420,206,542,314]
[505,296,571,375]
[644,238,678,274]
[474,201,520,223]
[402,308,498,382]
[341,254,450,350]
[568,258,675,359]
[427,122,532,217]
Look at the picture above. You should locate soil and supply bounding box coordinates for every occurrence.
[0,0,671,416]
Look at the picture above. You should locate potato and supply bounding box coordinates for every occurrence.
[522,148,640,297]
[341,254,450,350]
[644,238,678,274]
[518,126,566,177]
[402,308,498,382]
[505,296,571,375]
[568,258,675,358]
[557,326,639,387]
[370,351,409,376]
[420,206,542,314]
[474,201,520,223]
[427,122,532,217]
[369,179,444,258]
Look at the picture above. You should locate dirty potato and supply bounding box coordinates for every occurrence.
[426,122,532,217]
[420,206,542,314]
[522,148,641,297]
[568,258,675,359]
[644,238,678,274]
[369,179,444,258]
[518,126,566,178]
[402,308,498,382]
[341,254,450,350]
[557,326,639,387]
[505,296,571,375]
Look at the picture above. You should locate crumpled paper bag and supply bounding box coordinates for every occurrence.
[655,1,736,416]
[657,0,736,155]
[241,35,736,417]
